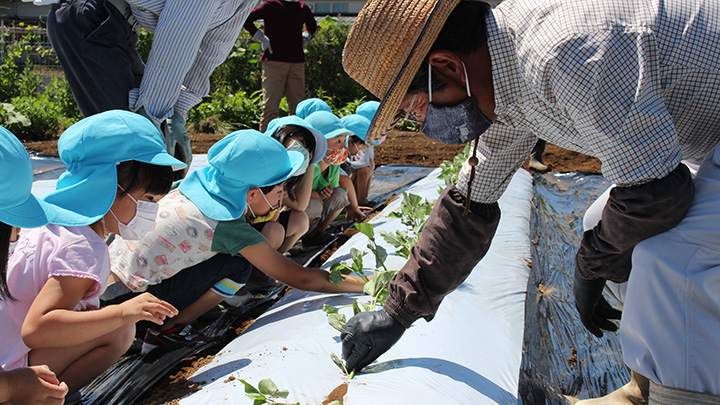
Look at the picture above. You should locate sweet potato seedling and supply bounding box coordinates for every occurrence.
[381,192,434,259]
[239,378,299,405]
[331,352,355,379]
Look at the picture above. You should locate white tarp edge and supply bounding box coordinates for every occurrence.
[181,168,533,405]
[30,154,212,198]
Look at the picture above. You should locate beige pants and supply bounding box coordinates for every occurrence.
[259,61,305,132]
[650,381,720,405]
[306,187,349,233]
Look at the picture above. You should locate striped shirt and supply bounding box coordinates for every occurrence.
[125,0,261,122]
[458,0,720,204]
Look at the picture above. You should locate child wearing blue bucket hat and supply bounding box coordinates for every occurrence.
[264,116,327,254]
[103,129,365,353]
[341,114,374,206]
[0,127,70,404]
[302,112,371,247]
[0,110,185,396]
[295,97,332,119]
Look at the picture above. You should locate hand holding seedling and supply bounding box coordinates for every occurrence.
[341,309,406,373]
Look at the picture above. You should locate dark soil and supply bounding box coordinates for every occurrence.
[22,129,600,404]
[22,130,602,174]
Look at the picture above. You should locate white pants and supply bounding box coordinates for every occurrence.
[582,158,719,395]
[621,147,720,395]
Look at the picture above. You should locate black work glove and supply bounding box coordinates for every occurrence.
[573,271,622,338]
[341,310,406,373]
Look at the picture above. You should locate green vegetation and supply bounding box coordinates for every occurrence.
[240,378,299,405]
[380,192,434,259]
[0,17,375,141]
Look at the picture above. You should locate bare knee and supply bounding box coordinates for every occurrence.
[287,210,309,237]
[261,221,285,250]
[109,324,136,356]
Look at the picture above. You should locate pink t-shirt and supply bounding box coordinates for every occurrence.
[0,224,110,370]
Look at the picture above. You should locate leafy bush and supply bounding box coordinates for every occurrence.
[209,33,263,95]
[6,77,80,141]
[305,17,373,107]
[188,88,264,131]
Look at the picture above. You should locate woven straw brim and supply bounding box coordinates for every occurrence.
[343,0,461,143]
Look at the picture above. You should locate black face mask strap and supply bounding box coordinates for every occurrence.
[463,103,481,216]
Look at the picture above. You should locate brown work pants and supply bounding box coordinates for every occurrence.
[259,61,305,132]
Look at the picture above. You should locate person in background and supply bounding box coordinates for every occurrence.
[528,140,548,172]
[0,126,69,405]
[47,0,261,170]
[340,113,374,206]
[303,111,370,247]
[295,98,333,120]
[103,130,365,353]
[244,0,317,132]
[0,110,184,397]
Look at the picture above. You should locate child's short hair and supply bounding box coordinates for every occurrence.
[348,135,364,145]
[273,125,317,161]
[117,161,174,197]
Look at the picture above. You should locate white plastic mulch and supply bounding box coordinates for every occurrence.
[179,168,533,405]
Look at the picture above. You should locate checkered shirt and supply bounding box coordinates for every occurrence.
[458,0,720,203]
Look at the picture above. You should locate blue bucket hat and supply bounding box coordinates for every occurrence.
[340,114,371,143]
[265,116,327,165]
[356,101,380,121]
[295,98,332,119]
[179,130,304,221]
[304,111,351,141]
[0,127,60,228]
[42,110,187,227]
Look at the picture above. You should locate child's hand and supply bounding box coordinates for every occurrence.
[346,206,372,223]
[0,365,68,404]
[320,185,333,201]
[118,293,178,326]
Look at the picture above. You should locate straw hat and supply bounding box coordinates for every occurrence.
[343,0,461,143]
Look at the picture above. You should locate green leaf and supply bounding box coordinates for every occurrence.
[363,278,378,297]
[253,398,266,405]
[352,300,362,315]
[363,303,374,312]
[274,390,290,399]
[374,245,388,268]
[349,248,366,262]
[258,379,279,396]
[328,267,346,286]
[330,352,345,370]
[240,380,260,395]
[328,313,347,332]
[354,222,374,240]
[375,288,390,305]
[322,304,339,314]
[330,261,353,275]
[326,401,343,405]
[372,270,396,292]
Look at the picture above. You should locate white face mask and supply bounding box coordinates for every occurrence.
[287,140,311,176]
[110,186,159,240]
[8,240,17,255]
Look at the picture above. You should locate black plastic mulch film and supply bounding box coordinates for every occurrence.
[519,172,629,404]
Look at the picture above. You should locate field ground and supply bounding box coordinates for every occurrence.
[23,130,602,174]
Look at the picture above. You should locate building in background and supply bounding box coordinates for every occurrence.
[308,0,503,16]
[1,0,504,19]
[0,0,51,21]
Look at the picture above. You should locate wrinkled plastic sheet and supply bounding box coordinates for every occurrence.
[26,152,453,403]
[179,168,533,404]
[29,152,66,180]
[30,155,434,202]
[518,172,628,404]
